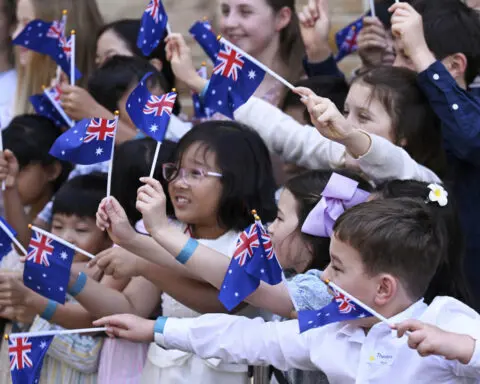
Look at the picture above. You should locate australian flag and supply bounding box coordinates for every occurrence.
[189,20,220,63]
[31,84,74,128]
[298,286,374,333]
[12,19,81,81]
[335,16,363,62]
[137,0,168,56]
[9,336,53,384]
[126,72,177,142]
[245,222,282,285]
[49,117,117,165]
[204,42,265,119]
[218,224,261,311]
[23,232,75,304]
[0,217,16,262]
[192,64,209,119]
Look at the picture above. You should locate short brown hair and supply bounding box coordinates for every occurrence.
[334,198,446,299]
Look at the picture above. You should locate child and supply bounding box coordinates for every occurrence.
[390,0,480,311]
[95,198,480,383]
[0,114,72,256]
[0,173,112,383]
[70,120,277,384]
[166,34,445,184]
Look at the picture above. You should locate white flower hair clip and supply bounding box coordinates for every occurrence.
[427,184,448,207]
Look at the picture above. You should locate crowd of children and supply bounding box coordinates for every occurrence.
[0,0,478,383]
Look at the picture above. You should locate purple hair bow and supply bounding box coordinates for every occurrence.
[301,173,370,238]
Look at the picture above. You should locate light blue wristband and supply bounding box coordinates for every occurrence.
[40,299,58,321]
[68,272,87,297]
[154,316,168,335]
[176,238,199,264]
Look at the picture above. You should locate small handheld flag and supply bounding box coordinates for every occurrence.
[42,85,75,128]
[49,115,118,165]
[204,40,265,119]
[0,217,28,260]
[8,335,53,384]
[335,16,364,62]
[12,19,82,82]
[30,90,73,129]
[189,20,220,63]
[126,72,177,142]
[23,229,75,304]
[297,279,388,333]
[245,210,283,285]
[137,0,169,56]
[218,223,261,311]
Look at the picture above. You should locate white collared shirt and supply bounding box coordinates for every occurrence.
[155,296,480,383]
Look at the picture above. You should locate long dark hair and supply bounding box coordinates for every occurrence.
[265,0,305,83]
[355,66,447,178]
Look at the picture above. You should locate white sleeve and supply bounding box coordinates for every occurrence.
[155,314,318,371]
[234,97,345,170]
[357,134,442,184]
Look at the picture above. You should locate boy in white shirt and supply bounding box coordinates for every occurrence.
[94,198,480,383]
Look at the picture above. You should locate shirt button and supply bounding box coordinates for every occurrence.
[452,104,459,110]
[433,73,440,80]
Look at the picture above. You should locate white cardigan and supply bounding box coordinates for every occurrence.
[234,97,441,184]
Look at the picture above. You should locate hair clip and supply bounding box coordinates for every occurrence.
[426,184,448,207]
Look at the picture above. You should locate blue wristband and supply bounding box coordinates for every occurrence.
[154,316,168,335]
[68,272,87,297]
[176,238,199,264]
[40,299,58,321]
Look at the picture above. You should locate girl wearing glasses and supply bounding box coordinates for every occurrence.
[68,120,276,384]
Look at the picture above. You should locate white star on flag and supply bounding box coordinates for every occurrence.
[248,70,256,80]
[40,341,47,349]
[95,147,104,156]
[60,251,68,260]
[150,124,158,133]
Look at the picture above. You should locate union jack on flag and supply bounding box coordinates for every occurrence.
[233,225,259,267]
[23,230,75,304]
[27,233,53,267]
[83,118,117,143]
[47,84,63,103]
[143,93,176,117]
[213,46,245,81]
[335,16,364,62]
[46,20,65,39]
[9,338,32,371]
[137,0,168,56]
[245,221,282,285]
[9,336,53,384]
[126,72,176,142]
[204,40,265,119]
[297,282,374,333]
[60,36,72,58]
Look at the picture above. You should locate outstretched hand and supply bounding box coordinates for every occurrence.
[93,313,155,342]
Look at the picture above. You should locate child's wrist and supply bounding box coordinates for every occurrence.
[39,299,58,321]
[411,45,436,73]
[456,334,476,364]
[339,130,372,159]
[190,76,208,94]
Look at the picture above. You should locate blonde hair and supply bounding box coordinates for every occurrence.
[14,0,104,115]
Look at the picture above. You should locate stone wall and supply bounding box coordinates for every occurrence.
[96,0,364,109]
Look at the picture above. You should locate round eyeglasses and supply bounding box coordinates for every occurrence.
[162,163,223,185]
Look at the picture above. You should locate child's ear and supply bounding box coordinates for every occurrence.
[275,6,292,32]
[442,53,468,85]
[374,274,397,306]
[45,161,63,183]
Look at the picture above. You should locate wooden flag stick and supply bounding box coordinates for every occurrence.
[106,111,120,198]
[5,327,107,340]
[70,30,76,86]
[218,36,296,91]
[29,225,95,260]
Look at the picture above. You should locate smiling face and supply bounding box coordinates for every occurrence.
[167,142,223,229]
[343,81,395,142]
[218,0,280,57]
[268,188,312,273]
